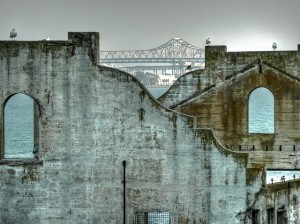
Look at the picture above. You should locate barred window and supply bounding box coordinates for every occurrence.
[135,211,171,224]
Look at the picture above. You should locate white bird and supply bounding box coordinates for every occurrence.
[10,28,17,40]
[272,42,277,50]
[206,38,211,45]
[46,37,51,41]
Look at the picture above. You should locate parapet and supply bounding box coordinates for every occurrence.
[0,32,100,65]
[68,32,99,65]
[204,44,300,76]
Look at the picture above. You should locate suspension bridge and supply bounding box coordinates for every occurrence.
[100,38,205,76]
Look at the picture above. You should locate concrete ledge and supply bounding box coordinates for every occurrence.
[0,159,43,166]
[266,178,300,191]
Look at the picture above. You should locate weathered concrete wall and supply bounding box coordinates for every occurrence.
[158,70,206,108]
[157,44,300,222]
[160,44,300,169]
[172,64,300,169]
[0,33,261,223]
[160,45,300,108]
[175,65,300,145]
[247,179,300,224]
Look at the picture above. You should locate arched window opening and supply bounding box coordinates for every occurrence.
[249,87,274,133]
[4,93,38,158]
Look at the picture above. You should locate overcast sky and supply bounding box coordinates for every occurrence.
[1,0,300,51]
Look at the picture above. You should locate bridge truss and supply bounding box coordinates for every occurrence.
[100,38,205,76]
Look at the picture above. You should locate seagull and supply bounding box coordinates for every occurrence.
[206,38,211,45]
[10,28,17,40]
[272,42,277,50]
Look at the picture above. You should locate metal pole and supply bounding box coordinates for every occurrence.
[122,160,126,224]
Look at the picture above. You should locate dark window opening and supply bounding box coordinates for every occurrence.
[252,209,260,224]
[267,208,274,224]
[277,209,287,224]
[249,87,274,133]
[135,211,171,224]
[4,93,39,159]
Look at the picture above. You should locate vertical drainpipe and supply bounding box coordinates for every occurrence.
[122,160,126,224]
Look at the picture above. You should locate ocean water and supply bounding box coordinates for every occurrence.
[148,86,169,98]
[249,87,274,133]
[267,170,300,184]
[4,88,300,183]
[5,94,34,158]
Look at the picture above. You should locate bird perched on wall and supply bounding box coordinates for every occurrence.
[10,28,17,40]
[206,38,211,45]
[272,42,277,50]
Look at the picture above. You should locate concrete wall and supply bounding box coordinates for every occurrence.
[248,180,300,224]
[159,45,300,108]
[157,44,300,222]
[161,46,300,169]
[0,33,260,223]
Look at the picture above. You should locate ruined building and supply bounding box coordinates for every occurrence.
[0,32,299,223]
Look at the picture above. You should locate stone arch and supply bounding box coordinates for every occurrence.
[2,93,40,159]
[248,87,274,133]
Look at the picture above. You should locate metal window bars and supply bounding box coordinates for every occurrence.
[135,212,171,224]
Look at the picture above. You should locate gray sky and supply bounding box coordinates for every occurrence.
[1,0,300,51]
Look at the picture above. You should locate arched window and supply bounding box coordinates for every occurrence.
[249,87,274,133]
[4,94,37,158]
